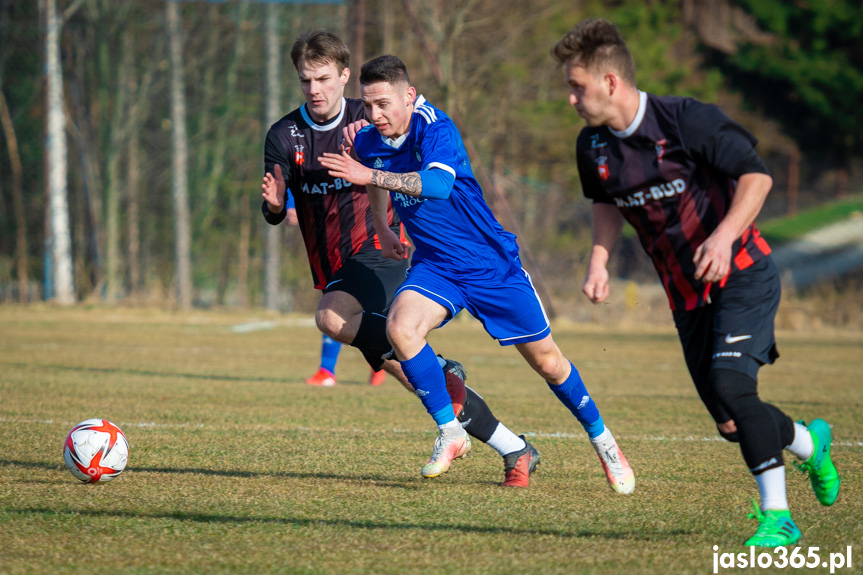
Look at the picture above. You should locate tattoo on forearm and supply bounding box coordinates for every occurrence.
[371,171,422,196]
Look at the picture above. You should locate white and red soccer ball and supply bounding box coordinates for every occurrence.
[63,419,129,483]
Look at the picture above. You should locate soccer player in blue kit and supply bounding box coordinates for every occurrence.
[552,19,840,545]
[319,55,635,494]
[262,31,542,487]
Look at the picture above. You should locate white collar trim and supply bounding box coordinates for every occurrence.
[609,91,647,138]
[300,97,346,131]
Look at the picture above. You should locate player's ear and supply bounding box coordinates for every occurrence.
[341,67,351,86]
[405,85,416,106]
[604,72,617,96]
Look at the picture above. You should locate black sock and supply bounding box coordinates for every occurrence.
[458,386,500,444]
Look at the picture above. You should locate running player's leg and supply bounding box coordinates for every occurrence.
[708,258,837,546]
[466,266,633,493]
[387,289,470,477]
[672,306,738,441]
[393,268,540,484]
[516,335,634,494]
[305,333,341,387]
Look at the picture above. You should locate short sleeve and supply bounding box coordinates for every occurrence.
[677,99,769,179]
[419,119,459,175]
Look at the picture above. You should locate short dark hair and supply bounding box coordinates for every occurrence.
[290,30,350,73]
[360,55,411,87]
[551,18,636,86]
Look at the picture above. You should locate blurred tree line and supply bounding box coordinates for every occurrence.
[0,0,861,313]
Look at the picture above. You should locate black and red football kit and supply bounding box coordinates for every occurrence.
[577,91,794,475]
[577,91,772,312]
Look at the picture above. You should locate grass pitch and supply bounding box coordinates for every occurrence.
[0,306,861,574]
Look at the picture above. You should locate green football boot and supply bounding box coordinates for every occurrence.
[744,499,801,547]
[793,419,840,506]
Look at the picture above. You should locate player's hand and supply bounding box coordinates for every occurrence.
[582,264,610,303]
[693,228,734,283]
[378,227,408,261]
[341,119,369,152]
[319,150,373,186]
[285,207,298,226]
[262,164,286,212]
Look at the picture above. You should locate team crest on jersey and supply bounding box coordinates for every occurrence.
[596,155,610,181]
[655,139,667,164]
[590,134,607,149]
[294,145,305,165]
[415,151,422,163]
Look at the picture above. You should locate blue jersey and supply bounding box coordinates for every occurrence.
[354,96,520,280]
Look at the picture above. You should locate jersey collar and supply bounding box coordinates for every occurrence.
[379,95,427,149]
[300,97,346,131]
[609,91,647,139]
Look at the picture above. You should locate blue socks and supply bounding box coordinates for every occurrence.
[548,363,605,438]
[320,335,341,374]
[400,343,455,426]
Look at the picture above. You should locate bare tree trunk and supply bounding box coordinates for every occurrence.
[263,2,283,311]
[237,197,251,308]
[787,149,799,216]
[43,0,74,304]
[383,0,394,55]
[105,34,130,302]
[167,0,193,309]
[127,127,141,299]
[836,168,848,200]
[350,0,366,98]
[0,90,28,303]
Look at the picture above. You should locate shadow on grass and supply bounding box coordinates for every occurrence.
[0,459,418,489]
[6,506,694,541]
[2,361,287,384]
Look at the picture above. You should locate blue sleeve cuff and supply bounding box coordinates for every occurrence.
[419,168,455,199]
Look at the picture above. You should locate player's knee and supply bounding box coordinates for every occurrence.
[315,308,344,340]
[717,421,740,443]
[385,317,417,350]
[710,368,759,419]
[531,351,568,382]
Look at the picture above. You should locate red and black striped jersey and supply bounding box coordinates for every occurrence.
[577,92,772,311]
[263,98,402,289]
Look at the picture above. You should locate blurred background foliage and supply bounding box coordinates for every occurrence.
[0,0,861,324]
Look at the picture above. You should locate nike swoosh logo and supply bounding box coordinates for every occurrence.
[725,334,752,344]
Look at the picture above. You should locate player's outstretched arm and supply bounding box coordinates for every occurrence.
[262,163,286,213]
[583,202,625,304]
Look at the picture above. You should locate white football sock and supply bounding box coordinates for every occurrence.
[589,426,613,449]
[785,422,814,461]
[756,466,788,510]
[486,423,526,456]
[439,419,465,436]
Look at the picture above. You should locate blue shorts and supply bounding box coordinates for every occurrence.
[396,263,551,346]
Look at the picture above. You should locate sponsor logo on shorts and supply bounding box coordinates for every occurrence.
[725,334,753,344]
[713,351,743,359]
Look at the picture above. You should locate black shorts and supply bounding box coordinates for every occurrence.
[322,248,409,315]
[674,256,781,382]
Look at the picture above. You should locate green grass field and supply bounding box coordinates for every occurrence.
[1,307,861,574]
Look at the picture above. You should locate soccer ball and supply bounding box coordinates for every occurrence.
[63,419,129,483]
